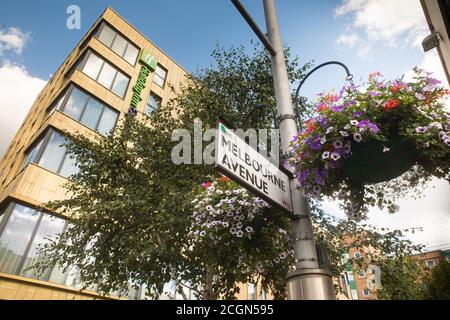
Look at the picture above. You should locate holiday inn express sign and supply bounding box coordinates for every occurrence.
[215,120,293,213]
[129,49,157,116]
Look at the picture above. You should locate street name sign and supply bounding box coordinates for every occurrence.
[215,120,293,213]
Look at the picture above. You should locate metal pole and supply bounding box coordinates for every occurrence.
[231,0,276,56]
[263,0,335,300]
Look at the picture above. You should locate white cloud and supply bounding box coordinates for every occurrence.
[335,0,367,16]
[335,0,429,51]
[365,179,450,249]
[324,177,450,248]
[0,27,30,55]
[336,33,361,48]
[0,63,47,157]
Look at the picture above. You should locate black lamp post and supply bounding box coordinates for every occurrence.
[294,61,354,127]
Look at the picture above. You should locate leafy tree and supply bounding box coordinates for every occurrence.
[375,256,426,300]
[421,259,450,299]
[34,42,424,300]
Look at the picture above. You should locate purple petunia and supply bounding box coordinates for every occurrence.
[415,93,426,100]
[299,169,310,186]
[331,105,345,112]
[344,141,351,154]
[428,77,441,86]
[327,160,337,169]
[368,91,381,97]
[308,134,323,151]
[415,126,428,133]
[346,100,357,107]
[314,167,328,186]
[319,117,328,127]
[354,111,364,118]
[358,120,380,134]
[333,139,344,149]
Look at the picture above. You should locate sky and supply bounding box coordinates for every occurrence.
[0,0,449,249]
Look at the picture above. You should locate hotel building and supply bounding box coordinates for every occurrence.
[0,7,273,301]
[0,7,188,300]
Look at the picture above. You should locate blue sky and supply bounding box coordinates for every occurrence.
[0,0,449,248]
[0,0,430,98]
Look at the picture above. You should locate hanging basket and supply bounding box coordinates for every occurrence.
[288,69,450,218]
[343,135,417,184]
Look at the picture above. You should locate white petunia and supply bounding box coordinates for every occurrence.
[429,122,443,130]
[350,120,359,126]
[331,152,341,161]
[353,133,363,143]
[322,151,330,159]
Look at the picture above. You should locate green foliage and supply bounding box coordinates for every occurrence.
[33,42,427,300]
[375,257,427,300]
[422,260,450,299]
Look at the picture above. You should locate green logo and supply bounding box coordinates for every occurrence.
[139,49,157,71]
[220,123,231,136]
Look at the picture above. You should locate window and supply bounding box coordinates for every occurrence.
[0,202,67,283]
[261,289,267,300]
[426,259,436,268]
[78,51,130,98]
[0,203,141,299]
[97,23,115,47]
[96,62,116,89]
[145,92,162,115]
[111,34,128,57]
[358,270,365,278]
[96,22,139,65]
[52,85,119,136]
[23,129,79,178]
[247,283,256,300]
[124,45,139,66]
[362,289,370,297]
[354,252,361,259]
[154,64,167,88]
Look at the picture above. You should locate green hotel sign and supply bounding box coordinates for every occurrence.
[128,49,157,117]
[139,48,158,70]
